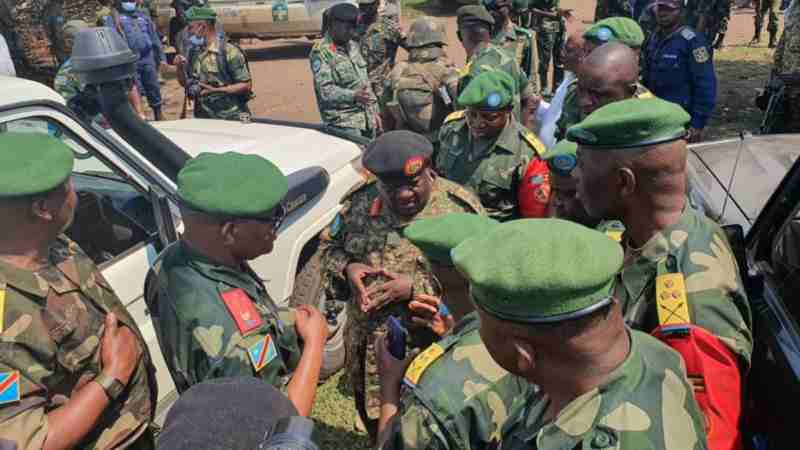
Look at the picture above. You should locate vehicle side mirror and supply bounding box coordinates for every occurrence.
[149,185,179,251]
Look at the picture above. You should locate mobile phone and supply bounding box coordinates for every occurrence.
[387,316,407,359]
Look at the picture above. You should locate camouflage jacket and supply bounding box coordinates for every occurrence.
[617,206,754,366]
[384,312,532,450]
[458,42,536,121]
[310,35,378,132]
[0,236,156,449]
[437,112,546,221]
[54,58,104,124]
[358,14,405,105]
[190,39,252,120]
[529,0,563,33]
[491,20,538,85]
[594,0,632,21]
[555,82,654,142]
[385,47,460,143]
[42,0,66,66]
[145,240,302,393]
[497,330,708,450]
[775,0,800,73]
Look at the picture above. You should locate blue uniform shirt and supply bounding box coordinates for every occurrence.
[643,26,717,130]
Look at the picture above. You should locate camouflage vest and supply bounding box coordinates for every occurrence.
[402,313,529,450]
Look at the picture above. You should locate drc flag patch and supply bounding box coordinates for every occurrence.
[0,371,21,405]
[248,335,278,373]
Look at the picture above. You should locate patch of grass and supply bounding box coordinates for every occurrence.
[707,45,774,140]
[310,371,371,450]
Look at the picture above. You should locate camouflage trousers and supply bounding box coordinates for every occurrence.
[755,0,781,35]
[536,30,564,94]
[345,299,436,438]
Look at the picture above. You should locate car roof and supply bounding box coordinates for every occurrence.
[0,75,66,106]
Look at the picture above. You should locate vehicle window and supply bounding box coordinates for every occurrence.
[1,117,157,265]
[771,204,800,315]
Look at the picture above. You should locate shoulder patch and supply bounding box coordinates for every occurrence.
[311,56,322,73]
[692,46,710,63]
[681,28,696,40]
[0,371,21,406]
[247,334,278,373]
[655,273,691,326]
[404,343,445,387]
[220,288,264,335]
[521,129,546,157]
[445,110,466,123]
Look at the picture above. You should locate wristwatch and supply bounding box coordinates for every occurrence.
[95,372,126,401]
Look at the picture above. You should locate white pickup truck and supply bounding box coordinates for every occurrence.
[0,75,366,423]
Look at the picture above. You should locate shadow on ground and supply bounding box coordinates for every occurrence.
[244,40,314,61]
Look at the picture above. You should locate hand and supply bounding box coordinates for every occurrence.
[688,127,704,143]
[100,312,141,385]
[376,334,418,400]
[559,8,574,21]
[354,87,373,106]
[408,294,455,337]
[374,114,383,134]
[294,304,329,348]
[199,82,221,96]
[345,262,374,308]
[174,54,186,67]
[364,269,413,313]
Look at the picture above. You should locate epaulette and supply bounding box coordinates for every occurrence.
[656,273,691,326]
[445,110,466,123]
[403,343,445,387]
[457,60,473,78]
[520,128,546,157]
[681,28,696,41]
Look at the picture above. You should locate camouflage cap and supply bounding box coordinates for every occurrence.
[177,152,288,218]
[184,6,217,21]
[0,133,75,198]
[328,3,360,23]
[362,130,433,180]
[457,5,495,27]
[406,16,447,48]
[543,139,578,176]
[452,219,623,323]
[458,70,515,111]
[62,20,89,38]
[566,98,690,150]
[404,213,499,266]
[584,17,645,48]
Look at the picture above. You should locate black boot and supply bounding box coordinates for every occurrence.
[153,107,163,121]
[769,32,777,48]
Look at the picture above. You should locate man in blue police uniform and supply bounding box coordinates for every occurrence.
[643,0,716,143]
[106,0,165,121]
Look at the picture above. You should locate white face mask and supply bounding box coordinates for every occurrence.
[121,2,137,12]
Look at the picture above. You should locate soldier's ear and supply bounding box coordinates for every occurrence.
[513,339,536,374]
[220,221,237,247]
[617,167,637,198]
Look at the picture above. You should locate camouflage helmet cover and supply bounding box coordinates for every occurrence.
[406,16,447,48]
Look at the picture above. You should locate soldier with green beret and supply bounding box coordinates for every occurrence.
[322,130,484,437]
[437,70,546,221]
[456,5,538,128]
[555,41,654,143]
[145,152,328,417]
[584,16,646,52]
[176,6,253,121]
[375,213,534,450]
[451,218,709,449]
[570,97,752,449]
[0,133,157,449]
[481,0,538,86]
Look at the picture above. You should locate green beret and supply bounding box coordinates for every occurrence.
[457,5,495,26]
[584,17,645,48]
[566,98,690,150]
[184,6,217,22]
[458,70,515,111]
[62,20,89,38]
[452,219,623,323]
[177,152,288,218]
[0,133,74,198]
[363,131,433,180]
[404,213,499,266]
[543,140,578,176]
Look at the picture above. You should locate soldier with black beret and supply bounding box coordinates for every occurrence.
[322,130,485,437]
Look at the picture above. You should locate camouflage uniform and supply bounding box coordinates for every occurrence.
[382,312,533,450]
[530,0,564,93]
[554,82,654,142]
[594,0,633,21]
[437,111,546,221]
[754,0,781,45]
[42,0,67,65]
[491,19,538,86]
[773,0,800,131]
[385,46,460,144]
[310,35,379,139]
[54,58,105,124]
[617,207,753,366]
[189,38,252,120]
[358,13,405,107]
[688,0,732,47]
[0,236,156,449]
[324,178,484,426]
[457,42,537,122]
[145,240,302,393]
[497,330,708,449]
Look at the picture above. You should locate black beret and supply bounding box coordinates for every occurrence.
[156,378,298,450]
[328,3,360,23]
[362,130,433,180]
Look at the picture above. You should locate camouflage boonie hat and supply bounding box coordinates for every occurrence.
[406,16,447,48]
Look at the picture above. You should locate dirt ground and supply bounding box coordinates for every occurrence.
[156,0,779,141]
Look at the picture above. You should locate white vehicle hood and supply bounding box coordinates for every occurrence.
[152,119,362,175]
